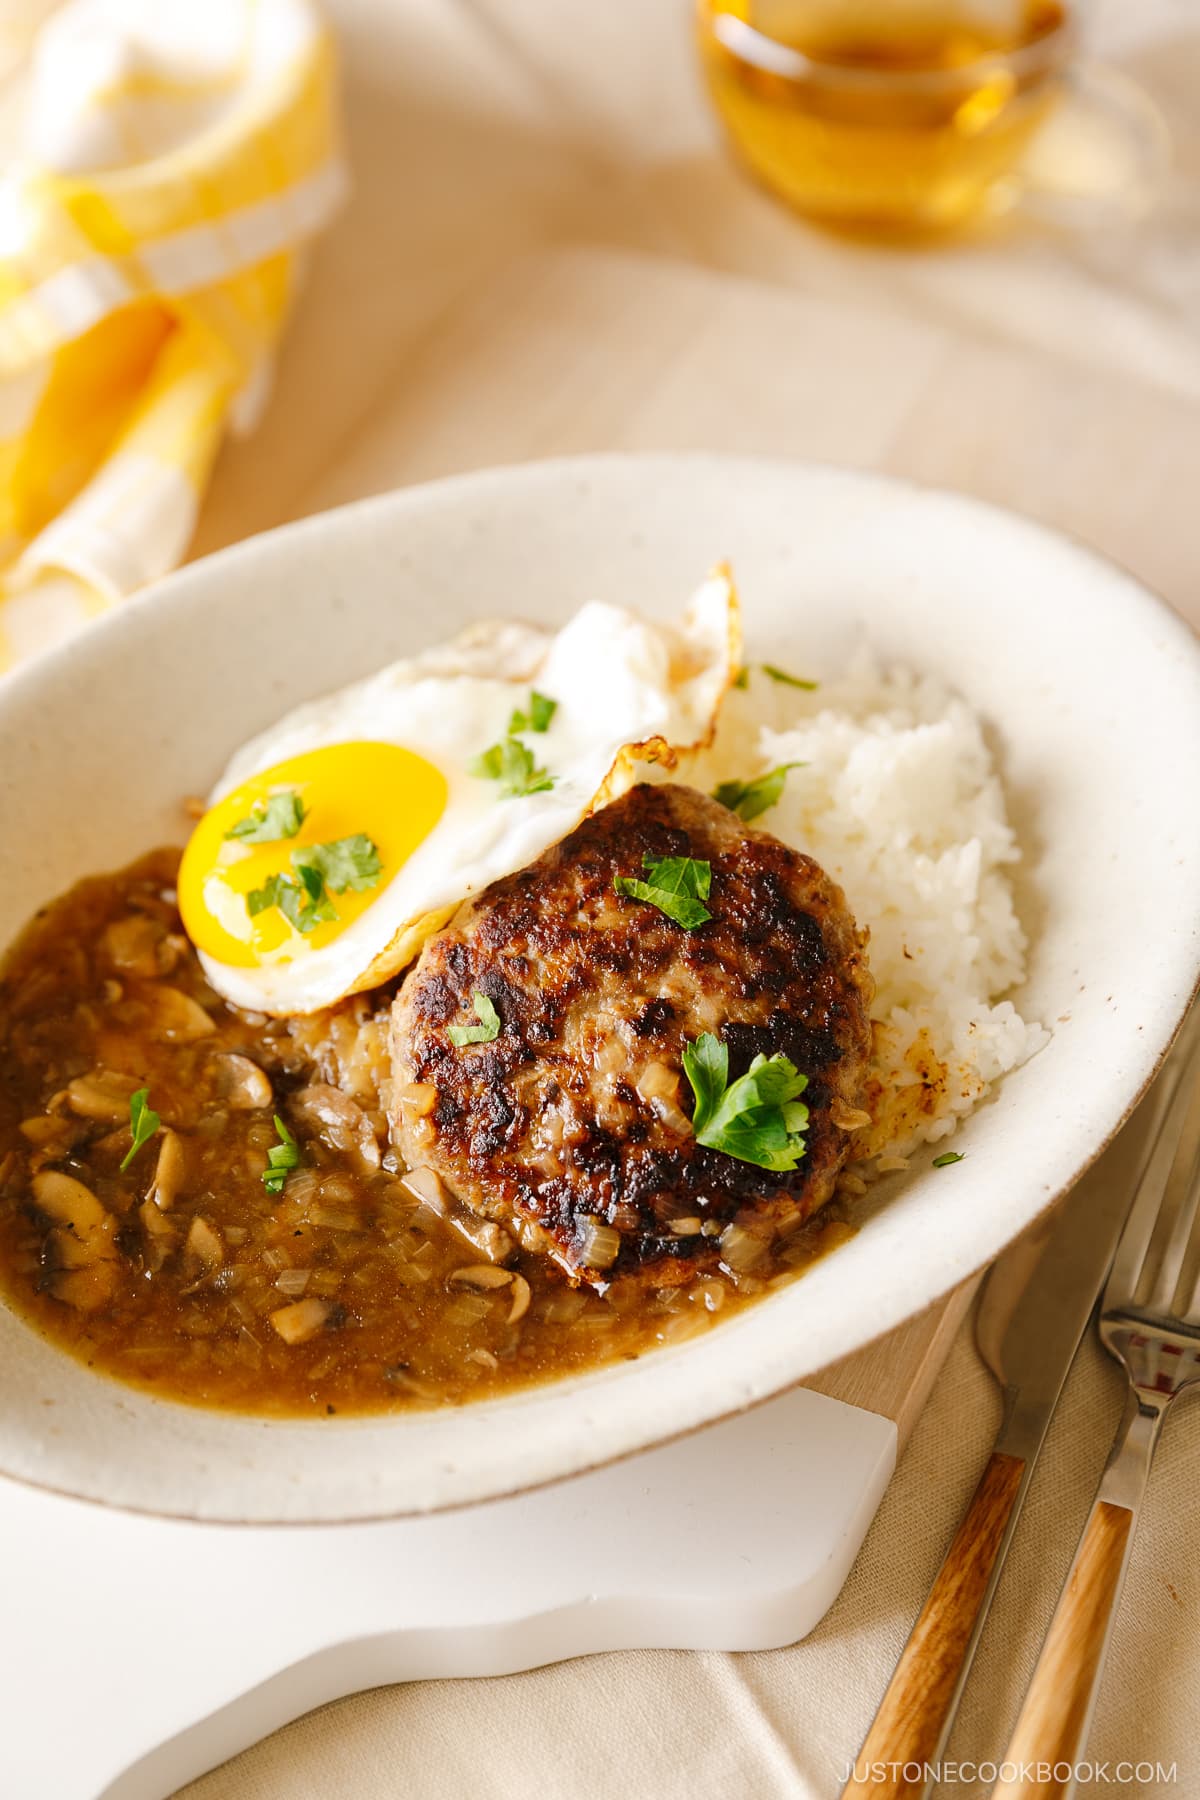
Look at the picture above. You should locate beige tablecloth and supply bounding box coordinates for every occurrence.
[178,1333,1200,1799]
[8,1,1198,1793]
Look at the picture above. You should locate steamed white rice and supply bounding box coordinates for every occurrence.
[698,653,1048,1174]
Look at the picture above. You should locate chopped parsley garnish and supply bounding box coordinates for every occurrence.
[263,1115,303,1194]
[508,690,557,735]
[469,735,554,798]
[472,689,557,795]
[293,834,381,894]
[613,854,713,929]
[682,1034,809,1172]
[761,663,819,690]
[713,762,803,823]
[448,991,502,1047]
[224,789,307,843]
[246,834,383,935]
[248,866,335,935]
[120,1088,161,1172]
[932,1150,965,1168]
[732,667,750,690]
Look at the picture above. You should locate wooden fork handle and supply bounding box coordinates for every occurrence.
[842,1451,1026,1799]
[991,1501,1134,1799]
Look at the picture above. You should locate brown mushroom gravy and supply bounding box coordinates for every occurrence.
[0,850,851,1416]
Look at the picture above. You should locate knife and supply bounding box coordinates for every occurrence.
[840,1020,1196,1800]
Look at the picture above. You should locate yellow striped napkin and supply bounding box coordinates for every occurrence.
[0,0,345,671]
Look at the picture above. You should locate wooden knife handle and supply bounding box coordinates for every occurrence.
[991,1502,1134,1800]
[842,1451,1026,1799]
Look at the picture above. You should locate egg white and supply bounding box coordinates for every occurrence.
[191,573,740,1015]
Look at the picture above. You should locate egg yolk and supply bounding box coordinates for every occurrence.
[178,742,447,968]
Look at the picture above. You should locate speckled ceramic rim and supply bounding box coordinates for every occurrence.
[1,454,1197,1524]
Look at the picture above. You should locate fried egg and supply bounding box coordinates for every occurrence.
[178,573,741,1015]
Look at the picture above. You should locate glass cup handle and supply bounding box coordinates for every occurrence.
[1011,62,1172,226]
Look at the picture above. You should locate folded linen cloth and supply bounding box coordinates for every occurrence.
[0,0,345,671]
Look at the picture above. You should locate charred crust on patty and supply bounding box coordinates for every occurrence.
[390,783,873,1288]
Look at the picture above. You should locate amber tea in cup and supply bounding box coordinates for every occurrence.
[697,0,1073,231]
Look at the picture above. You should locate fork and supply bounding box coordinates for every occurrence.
[992,1005,1200,1800]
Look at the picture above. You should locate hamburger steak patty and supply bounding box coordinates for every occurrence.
[389,783,874,1288]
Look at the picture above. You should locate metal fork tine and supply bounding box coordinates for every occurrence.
[1184,1248,1200,1328]
[1165,1159,1200,1317]
[1141,1083,1200,1315]
[1105,1005,1200,1309]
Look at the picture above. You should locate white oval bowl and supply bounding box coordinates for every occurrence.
[1,455,1197,1523]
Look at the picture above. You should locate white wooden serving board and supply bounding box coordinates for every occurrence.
[2,1385,895,1800]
